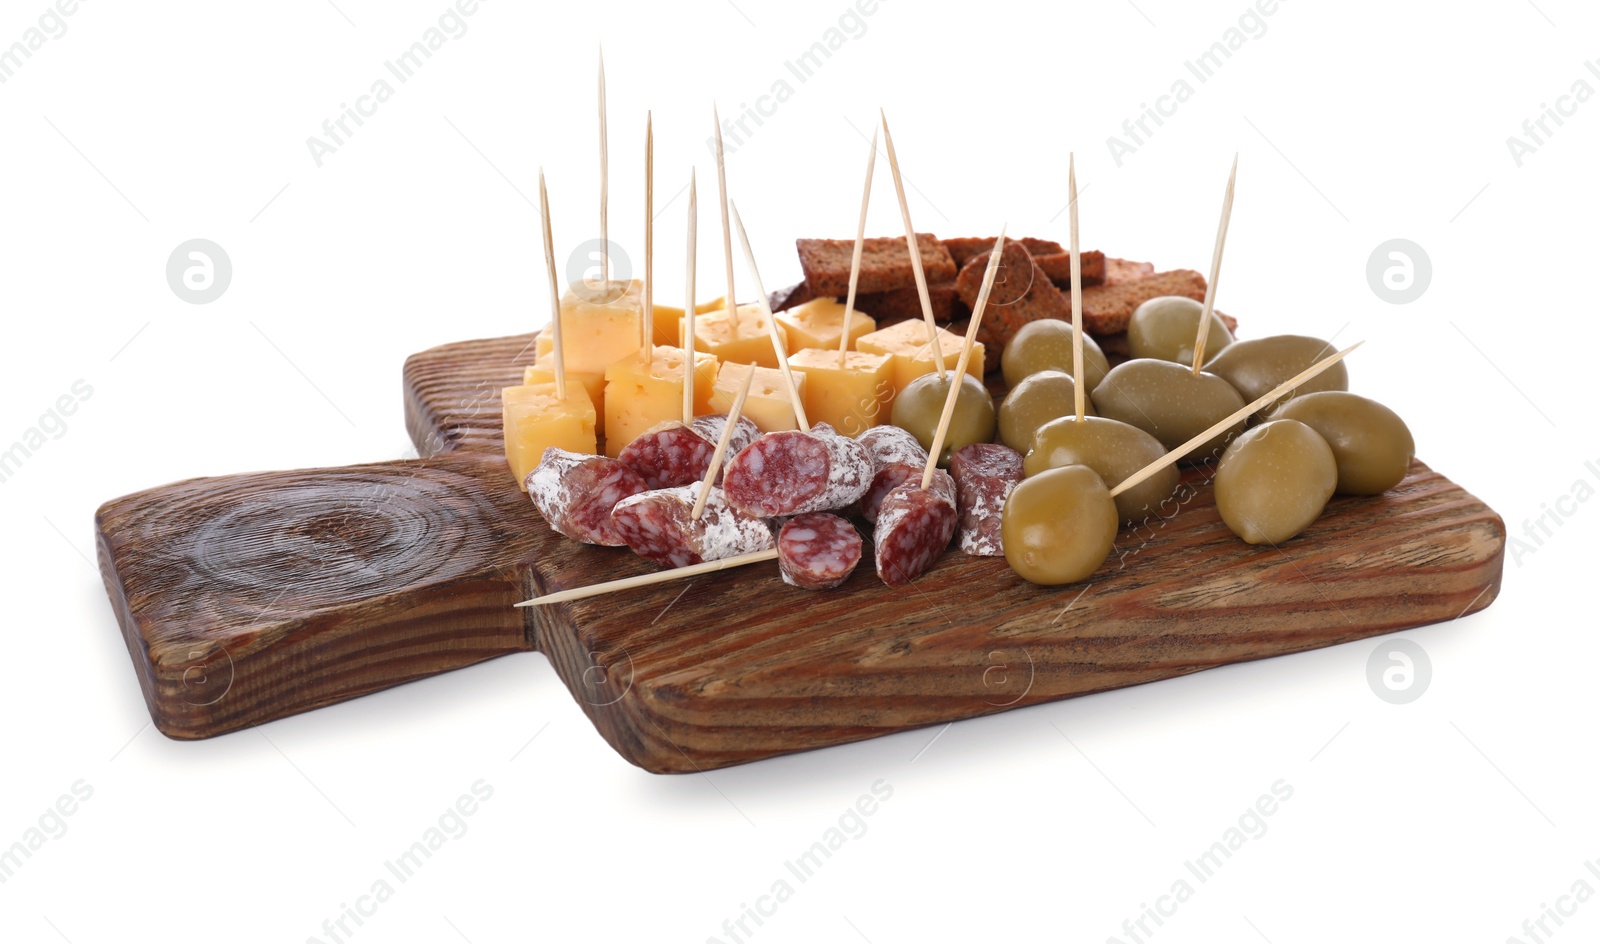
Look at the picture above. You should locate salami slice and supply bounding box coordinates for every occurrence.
[722,423,873,518]
[611,485,776,568]
[617,421,716,490]
[690,413,762,465]
[949,443,1024,556]
[855,425,929,524]
[778,513,863,590]
[527,447,648,547]
[873,469,958,586]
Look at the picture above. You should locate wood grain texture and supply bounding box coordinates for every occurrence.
[402,333,1504,772]
[96,332,1506,773]
[403,333,540,457]
[95,454,554,739]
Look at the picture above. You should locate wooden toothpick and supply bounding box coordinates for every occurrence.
[730,201,810,433]
[921,229,1005,491]
[713,104,738,338]
[1111,341,1363,499]
[1192,153,1237,375]
[690,366,755,520]
[516,547,780,607]
[879,109,945,381]
[684,169,698,425]
[643,110,654,364]
[598,48,609,287]
[537,168,567,402]
[1068,153,1085,423]
[840,125,878,367]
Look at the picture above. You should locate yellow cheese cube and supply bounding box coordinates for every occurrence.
[855,319,985,394]
[692,302,789,370]
[652,296,729,347]
[602,345,719,457]
[534,279,645,374]
[787,348,896,437]
[502,383,597,491]
[775,298,875,352]
[710,363,807,433]
[524,357,606,436]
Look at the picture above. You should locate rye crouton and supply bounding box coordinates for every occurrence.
[1079,270,1207,335]
[954,239,1070,373]
[796,234,956,297]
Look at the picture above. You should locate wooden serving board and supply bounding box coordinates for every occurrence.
[96,331,1506,773]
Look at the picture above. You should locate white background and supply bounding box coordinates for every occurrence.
[2,0,1596,941]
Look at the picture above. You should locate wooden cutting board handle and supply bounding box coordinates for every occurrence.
[96,453,556,739]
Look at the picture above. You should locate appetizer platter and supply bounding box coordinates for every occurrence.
[97,65,1505,772]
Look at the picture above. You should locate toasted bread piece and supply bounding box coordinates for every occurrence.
[1104,257,1156,285]
[796,234,956,297]
[851,280,966,326]
[1079,270,1207,336]
[1036,248,1106,287]
[950,237,1106,287]
[942,236,1059,268]
[768,280,816,313]
[954,240,1070,373]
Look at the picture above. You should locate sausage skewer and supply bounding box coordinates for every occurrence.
[876,231,1006,586]
[691,368,755,520]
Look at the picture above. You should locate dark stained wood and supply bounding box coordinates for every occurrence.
[96,455,549,740]
[95,333,1506,772]
[403,333,541,457]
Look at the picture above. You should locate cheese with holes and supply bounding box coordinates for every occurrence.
[692,302,788,370]
[502,383,597,490]
[531,279,645,374]
[524,358,606,436]
[652,296,729,347]
[786,348,895,437]
[776,298,875,353]
[709,363,807,433]
[602,345,719,457]
[855,319,984,394]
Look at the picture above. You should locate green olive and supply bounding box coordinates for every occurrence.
[891,371,997,466]
[1214,419,1337,545]
[1127,296,1234,365]
[1000,320,1110,392]
[1091,359,1246,463]
[997,370,1096,452]
[1268,391,1414,494]
[1002,464,1118,585]
[1025,415,1178,524]
[1205,335,1348,417]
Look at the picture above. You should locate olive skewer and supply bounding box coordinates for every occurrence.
[1190,154,1237,375]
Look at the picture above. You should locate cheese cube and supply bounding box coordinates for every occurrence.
[776,298,875,352]
[502,383,597,490]
[855,319,985,394]
[602,345,719,457]
[787,348,896,437]
[652,296,729,347]
[524,357,606,436]
[534,279,645,374]
[692,302,789,370]
[709,363,807,433]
